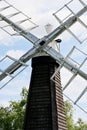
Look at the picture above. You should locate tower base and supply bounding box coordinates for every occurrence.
[23,56,67,130]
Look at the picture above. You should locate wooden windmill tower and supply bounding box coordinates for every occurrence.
[0,0,87,130]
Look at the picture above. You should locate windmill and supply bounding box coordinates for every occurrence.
[0,0,87,129]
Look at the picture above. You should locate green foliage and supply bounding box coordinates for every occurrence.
[75,118,87,130]
[0,87,28,130]
[0,87,87,130]
[64,100,87,130]
[64,100,75,130]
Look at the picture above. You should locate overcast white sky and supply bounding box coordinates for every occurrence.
[0,0,87,123]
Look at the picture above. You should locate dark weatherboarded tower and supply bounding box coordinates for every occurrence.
[23,24,68,130]
[23,56,68,130]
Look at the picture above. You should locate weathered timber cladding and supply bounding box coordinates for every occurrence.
[55,74,67,130]
[23,56,67,130]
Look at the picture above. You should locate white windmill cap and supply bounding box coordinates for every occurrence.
[45,23,53,34]
[44,23,61,51]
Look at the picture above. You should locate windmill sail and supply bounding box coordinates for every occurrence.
[0,0,38,35]
[53,0,87,44]
[0,3,87,80]
[0,1,87,92]
[0,0,87,114]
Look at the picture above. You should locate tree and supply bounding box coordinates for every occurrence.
[0,88,87,130]
[75,118,87,130]
[0,87,28,130]
[64,100,75,130]
[64,100,87,130]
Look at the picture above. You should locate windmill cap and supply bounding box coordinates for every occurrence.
[45,23,53,34]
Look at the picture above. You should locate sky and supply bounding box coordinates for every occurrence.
[0,0,87,123]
